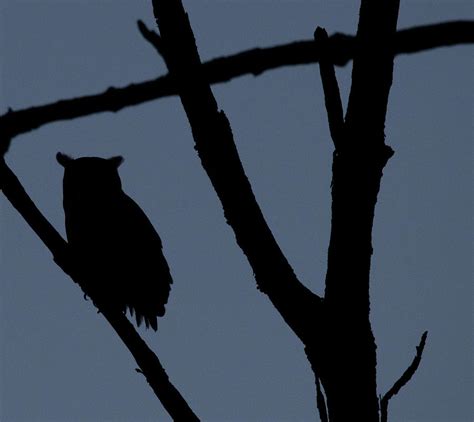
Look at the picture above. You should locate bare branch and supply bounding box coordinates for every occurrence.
[137,19,166,58]
[318,1,400,417]
[314,26,344,149]
[345,0,400,145]
[0,158,70,271]
[324,0,399,307]
[0,159,199,421]
[380,331,428,422]
[152,0,322,342]
[1,20,472,154]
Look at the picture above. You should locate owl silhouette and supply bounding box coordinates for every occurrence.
[57,152,172,330]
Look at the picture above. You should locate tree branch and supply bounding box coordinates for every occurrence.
[317,1,400,419]
[314,26,345,149]
[324,0,399,308]
[1,20,472,154]
[345,0,400,145]
[0,159,71,271]
[151,0,322,342]
[0,159,199,421]
[137,19,166,58]
[380,331,428,422]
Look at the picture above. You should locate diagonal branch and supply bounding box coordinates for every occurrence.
[152,0,322,343]
[1,20,472,154]
[0,159,71,271]
[380,331,428,422]
[0,159,199,422]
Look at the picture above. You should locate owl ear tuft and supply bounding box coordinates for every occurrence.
[56,152,73,167]
[108,156,124,168]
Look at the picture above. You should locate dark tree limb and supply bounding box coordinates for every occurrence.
[380,331,428,422]
[323,0,400,313]
[314,0,401,420]
[151,0,322,343]
[322,0,400,321]
[345,0,400,144]
[1,20,472,154]
[0,159,199,422]
[314,26,345,149]
[0,159,71,271]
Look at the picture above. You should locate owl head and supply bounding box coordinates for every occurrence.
[57,152,124,195]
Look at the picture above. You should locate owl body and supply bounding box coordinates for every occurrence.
[57,153,172,330]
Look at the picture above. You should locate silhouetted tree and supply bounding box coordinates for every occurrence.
[0,1,472,420]
[150,1,426,420]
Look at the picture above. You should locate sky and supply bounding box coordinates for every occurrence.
[0,1,472,421]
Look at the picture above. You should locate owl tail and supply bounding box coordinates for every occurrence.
[134,311,158,331]
[146,316,158,331]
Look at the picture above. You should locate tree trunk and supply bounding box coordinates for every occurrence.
[307,147,393,421]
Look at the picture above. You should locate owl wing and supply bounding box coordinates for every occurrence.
[118,194,173,330]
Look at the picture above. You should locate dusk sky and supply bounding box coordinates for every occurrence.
[1,1,472,421]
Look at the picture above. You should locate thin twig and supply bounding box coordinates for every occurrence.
[380,331,428,422]
[314,26,345,149]
[137,19,166,58]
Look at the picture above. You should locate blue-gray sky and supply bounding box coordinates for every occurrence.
[1,1,472,421]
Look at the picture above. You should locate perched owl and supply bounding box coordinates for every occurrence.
[57,152,172,331]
